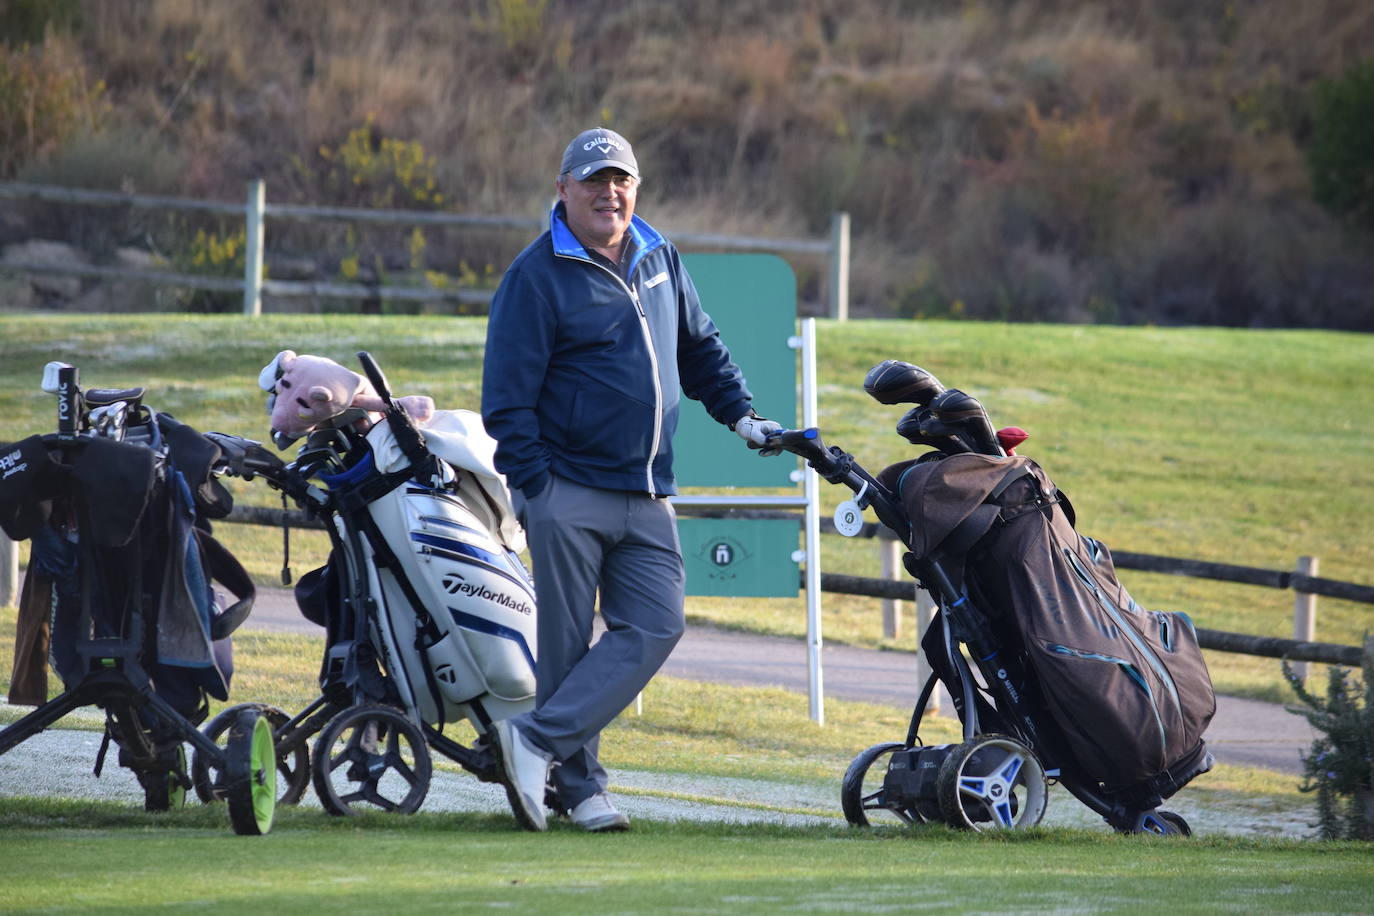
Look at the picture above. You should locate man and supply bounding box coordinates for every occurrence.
[481,127,780,832]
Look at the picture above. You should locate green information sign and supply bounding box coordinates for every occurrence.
[678,518,800,597]
[673,253,797,488]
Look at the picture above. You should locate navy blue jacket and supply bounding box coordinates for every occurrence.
[481,203,753,498]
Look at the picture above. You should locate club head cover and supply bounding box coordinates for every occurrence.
[863,359,946,406]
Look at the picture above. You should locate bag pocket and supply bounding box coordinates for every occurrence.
[1031,641,1171,786]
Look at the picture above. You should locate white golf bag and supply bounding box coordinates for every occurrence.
[353,412,537,731]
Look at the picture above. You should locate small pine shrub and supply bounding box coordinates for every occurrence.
[1284,640,1374,840]
[0,0,81,46]
[478,0,554,77]
[487,0,549,57]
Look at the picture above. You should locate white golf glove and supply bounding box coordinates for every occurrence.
[732,411,783,456]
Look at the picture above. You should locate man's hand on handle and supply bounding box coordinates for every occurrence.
[731,410,784,457]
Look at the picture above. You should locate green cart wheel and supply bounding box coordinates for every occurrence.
[224,708,277,836]
[142,743,188,812]
[193,703,310,806]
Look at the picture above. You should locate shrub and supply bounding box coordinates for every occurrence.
[480,0,551,74]
[1284,640,1374,840]
[1308,62,1374,236]
[15,128,184,258]
[0,38,103,177]
[1116,196,1374,330]
[305,115,445,212]
[166,225,246,314]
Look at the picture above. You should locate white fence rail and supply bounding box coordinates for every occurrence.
[0,180,851,318]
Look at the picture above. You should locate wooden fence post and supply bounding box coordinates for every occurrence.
[829,211,849,321]
[880,536,902,639]
[242,178,265,316]
[0,536,15,607]
[1292,555,1319,683]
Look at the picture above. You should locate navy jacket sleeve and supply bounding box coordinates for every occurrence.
[481,258,555,497]
[672,249,753,426]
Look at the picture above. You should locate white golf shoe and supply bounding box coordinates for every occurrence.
[493,719,551,831]
[570,792,630,832]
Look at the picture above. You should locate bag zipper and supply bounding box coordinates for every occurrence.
[1064,547,1183,721]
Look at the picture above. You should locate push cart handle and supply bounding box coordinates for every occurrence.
[765,427,833,470]
[356,350,433,475]
[356,350,393,403]
[766,426,911,544]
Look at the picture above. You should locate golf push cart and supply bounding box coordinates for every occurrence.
[0,362,276,835]
[761,359,1215,835]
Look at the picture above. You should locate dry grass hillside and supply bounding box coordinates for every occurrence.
[3,0,1373,324]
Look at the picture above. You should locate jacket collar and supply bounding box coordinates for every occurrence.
[550,201,666,279]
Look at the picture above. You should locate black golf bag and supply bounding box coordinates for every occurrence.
[0,365,276,834]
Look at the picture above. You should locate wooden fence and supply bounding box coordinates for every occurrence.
[0,180,851,318]
[831,516,1372,669]
[6,503,1360,669]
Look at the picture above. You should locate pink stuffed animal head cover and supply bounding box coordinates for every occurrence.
[258,350,435,448]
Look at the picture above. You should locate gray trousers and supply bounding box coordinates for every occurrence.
[513,475,685,809]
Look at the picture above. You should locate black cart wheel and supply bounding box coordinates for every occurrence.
[841,742,926,827]
[192,703,310,805]
[142,744,188,812]
[311,704,431,816]
[1142,809,1193,836]
[936,734,1047,831]
[224,708,277,836]
[1157,810,1191,835]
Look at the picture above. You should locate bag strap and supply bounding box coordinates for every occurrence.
[198,528,257,640]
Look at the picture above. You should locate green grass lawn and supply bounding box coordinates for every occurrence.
[0,803,1370,915]
[2,314,1371,704]
[0,608,1359,912]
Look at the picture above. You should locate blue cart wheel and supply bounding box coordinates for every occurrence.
[936,734,1047,831]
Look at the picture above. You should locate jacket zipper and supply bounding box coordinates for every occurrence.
[626,283,664,496]
[554,251,664,496]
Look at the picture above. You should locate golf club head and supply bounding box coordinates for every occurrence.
[89,401,128,441]
[863,360,946,406]
[929,389,1004,457]
[896,406,973,454]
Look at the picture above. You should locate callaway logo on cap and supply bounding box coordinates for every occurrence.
[560,127,639,181]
